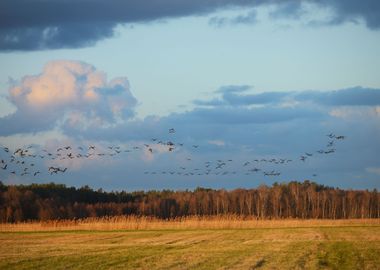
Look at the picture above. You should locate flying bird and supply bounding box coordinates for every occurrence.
[249,168,261,173]
[327,141,334,147]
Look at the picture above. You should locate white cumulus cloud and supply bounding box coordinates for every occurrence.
[1,60,137,135]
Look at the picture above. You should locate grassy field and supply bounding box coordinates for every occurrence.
[0,219,379,269]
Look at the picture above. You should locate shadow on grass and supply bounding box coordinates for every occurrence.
[250,258,266,269]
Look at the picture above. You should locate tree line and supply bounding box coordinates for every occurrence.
[0,181,379,222]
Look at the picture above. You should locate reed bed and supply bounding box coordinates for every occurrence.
[1,216,379,232]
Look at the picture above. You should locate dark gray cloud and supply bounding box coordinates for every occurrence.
[171,106,324,125]
[0,109,59,136]
[296,87,380,106]
[64,98,327,145]
[193,98,226,107]
[223,91,289,106]
[195,85,289,106]
[0,23,116,51]
[209,9,257,27]
[195,86,380,107]
[268,1,380,29]
[269,2,305,20]
[216,85,252,93]
[1,0,379,51]
[321,0,380,30]
[0,0,263,51]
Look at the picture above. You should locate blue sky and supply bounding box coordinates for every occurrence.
[0,1,379,190]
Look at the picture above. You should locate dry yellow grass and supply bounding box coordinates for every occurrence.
[1,215,379,232]
[1,222,379,269]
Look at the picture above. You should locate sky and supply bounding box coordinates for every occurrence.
[0,0,379,191]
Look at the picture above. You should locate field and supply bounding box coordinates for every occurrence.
[1,218,379,269]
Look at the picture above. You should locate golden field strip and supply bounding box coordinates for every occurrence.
[1,216,379,231]
[1,217,379,269]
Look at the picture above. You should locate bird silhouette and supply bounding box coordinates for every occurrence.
[0,130,347,180]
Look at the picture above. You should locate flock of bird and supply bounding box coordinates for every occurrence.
[0,129,345,179]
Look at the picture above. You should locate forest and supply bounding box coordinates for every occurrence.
[0,181,379,222]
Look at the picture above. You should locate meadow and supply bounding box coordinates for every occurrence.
[0,217,379,269]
